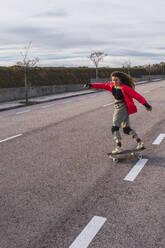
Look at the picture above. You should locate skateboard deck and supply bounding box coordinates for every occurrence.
[107,147,146,163]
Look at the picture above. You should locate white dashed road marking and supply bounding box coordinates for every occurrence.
[152,133,165,145]
[0,134,23,143]
[69,216,107,248]
[124,159,148,182]
[103,102,114,107]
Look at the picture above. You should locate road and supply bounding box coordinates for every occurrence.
[0,80,165,248]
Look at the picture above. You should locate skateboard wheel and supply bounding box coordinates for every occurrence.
[138,155,142,159]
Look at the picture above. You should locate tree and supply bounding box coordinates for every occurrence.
[89,52,108,80]
[160,62,165,79]
[145,64,152,81]
[17,41,39,104]
[122,59,131,75]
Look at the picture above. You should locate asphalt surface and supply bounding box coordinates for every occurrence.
[0,80,165,248]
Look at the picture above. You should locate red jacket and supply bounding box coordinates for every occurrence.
[91,82,147,115]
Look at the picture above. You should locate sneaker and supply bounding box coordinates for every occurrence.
[112,146,123,154]
[136,141,144,150]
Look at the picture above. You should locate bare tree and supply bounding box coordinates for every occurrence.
[122,59,131,75]
[160,62,165,79]
[17,41,39,104]
[145,64,152,81]
[89,51,108,80]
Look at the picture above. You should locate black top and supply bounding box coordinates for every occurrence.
[112,87,124,100]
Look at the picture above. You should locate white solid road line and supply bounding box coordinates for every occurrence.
[103,102,114,107]
[0,134,23,143]
[152,133,165,145]
[16,110,31,115]
[124,159,148,182]
[41,100,71,109]
[41,103,57,108]
[62,100,72,104]
[69,216,107,248]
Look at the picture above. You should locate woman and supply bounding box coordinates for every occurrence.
[84,71,152,153]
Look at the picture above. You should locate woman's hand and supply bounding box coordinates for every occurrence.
[83,83,91,88]
[147,106,152,111]
[144,102,152,111]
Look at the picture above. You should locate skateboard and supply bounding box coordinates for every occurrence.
[107,148,146,163]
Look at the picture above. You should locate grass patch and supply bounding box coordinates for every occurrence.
[19,101,38,105]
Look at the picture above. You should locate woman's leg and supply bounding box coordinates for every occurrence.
[122,117,144,149]
[112,103,127,152]
[133,135,144,149]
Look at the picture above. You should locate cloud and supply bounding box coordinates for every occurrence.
[33,9,68,18]
[0,0,165,66]
[156,47,165,50]
[116,50,160,57]
[3,24,107,50]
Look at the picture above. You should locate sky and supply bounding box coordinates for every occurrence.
[1,0,165,67]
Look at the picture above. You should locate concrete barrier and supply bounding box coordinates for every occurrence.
[0,84,83,102]
[0,75,163,103]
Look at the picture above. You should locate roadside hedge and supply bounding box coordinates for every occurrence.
[0,66,160,88]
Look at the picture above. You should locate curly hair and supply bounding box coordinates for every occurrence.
[111,71,135,89]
